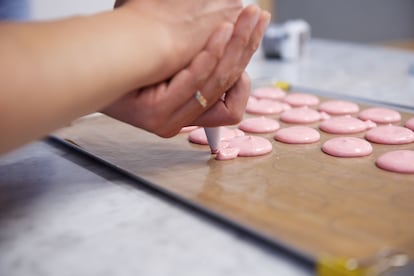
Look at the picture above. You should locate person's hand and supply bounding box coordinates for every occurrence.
[113,0,243,79]
[103,5,270,138]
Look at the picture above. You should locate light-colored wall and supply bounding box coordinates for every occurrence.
[30,0,257,20]
[30,0,114,20]
[274,0,414,43]
[29,1,414,43]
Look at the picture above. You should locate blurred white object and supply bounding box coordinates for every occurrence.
[410,63,414,76]
[262,19,311,61]
[30,0,113,20]
[282,20,311,60]
[242,0,257,6]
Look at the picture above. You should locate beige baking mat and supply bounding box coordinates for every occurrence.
[53,96,414,263]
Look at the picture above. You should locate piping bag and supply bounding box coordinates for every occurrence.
[204,127,221,154]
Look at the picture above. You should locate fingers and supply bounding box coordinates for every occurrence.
[103,24,235,137]
[201,5,270,105]
[166,5,269,131]
[240,9,270,67]
[105,5,269,138]
[192,72,251,127]
[160,23,234,114]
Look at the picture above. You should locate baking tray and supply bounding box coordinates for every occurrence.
[52,86,414,265]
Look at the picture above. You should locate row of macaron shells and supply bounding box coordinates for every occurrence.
[245,87,414,173]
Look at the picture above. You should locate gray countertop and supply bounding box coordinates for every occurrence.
[0,39,413,276]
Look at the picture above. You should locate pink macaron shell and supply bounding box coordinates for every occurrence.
[283,93,320,107]
[322,137,373,157]
[318,100,360,115]
[239,117,280,133]
[405,117,414,131]
[376,150,414,174]
[280,107,323,124]
[319,116,367,134]
[227,136,273,157]
[252,87,287,100]
[365,120,377,129]
[215,147,240,161]
[274,126,320,144]
[365,125,414,145]
[358,107,401,124]
[245,97,286,115]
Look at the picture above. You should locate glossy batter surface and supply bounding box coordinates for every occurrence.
[322,137,373,157]
[274,126,320,144]
[216,136,273,160]
[405,117,414,131]
[365,125,414,145]
[245,97,289,115]
[284,93,320,107]
[318,100,359,115]
[239,117,280,133]
[252,87,286,100]
[358,107,401,124]
[280,107,328,124]
[376,150,414,174]
[319,116,375,134]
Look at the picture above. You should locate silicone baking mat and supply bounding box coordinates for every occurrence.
[52,88,414,264]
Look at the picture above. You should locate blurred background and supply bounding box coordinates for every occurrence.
[267,0,414,50]
[6,0,414,50]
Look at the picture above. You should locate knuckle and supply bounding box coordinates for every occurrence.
[218,72,242,92]
[157,128,179,138]
[207,51,220,64]
[137,111,165,134]
[241,72,251,87]
[218,75,231,90]
[157,131,171,138]
[249,39,260,52]
[235,33,250,48]
[143,116,162,133]
[227,110,244,125]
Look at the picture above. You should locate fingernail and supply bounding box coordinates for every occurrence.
[263,11,271,26]
[209,23,233,56]
[219,23,234,45]
[249,5,261,29]
[259,11,271,32]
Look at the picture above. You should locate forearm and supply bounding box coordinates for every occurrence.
[0,9,174,153]
[0,0,244,154]
[1,8,176,109]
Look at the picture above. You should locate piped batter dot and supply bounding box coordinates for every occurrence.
[284,93,320,107]
[358,107,401,124]
[245,96,287,115]
[376,150,414,174]
[406,117,414,131]
[215,136,273,161]
[320,116,374,134]
[239,117,280,133]
[322,137,373,157]
[318,100,360,115]
[365,125,414,145]
[280,107,325,124]
[275,126,320,144]
[252,87,286,100]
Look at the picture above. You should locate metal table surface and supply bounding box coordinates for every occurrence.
[0,39,413,276]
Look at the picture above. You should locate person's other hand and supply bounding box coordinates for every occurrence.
[103,5,270,138]
[114,0,243,78]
